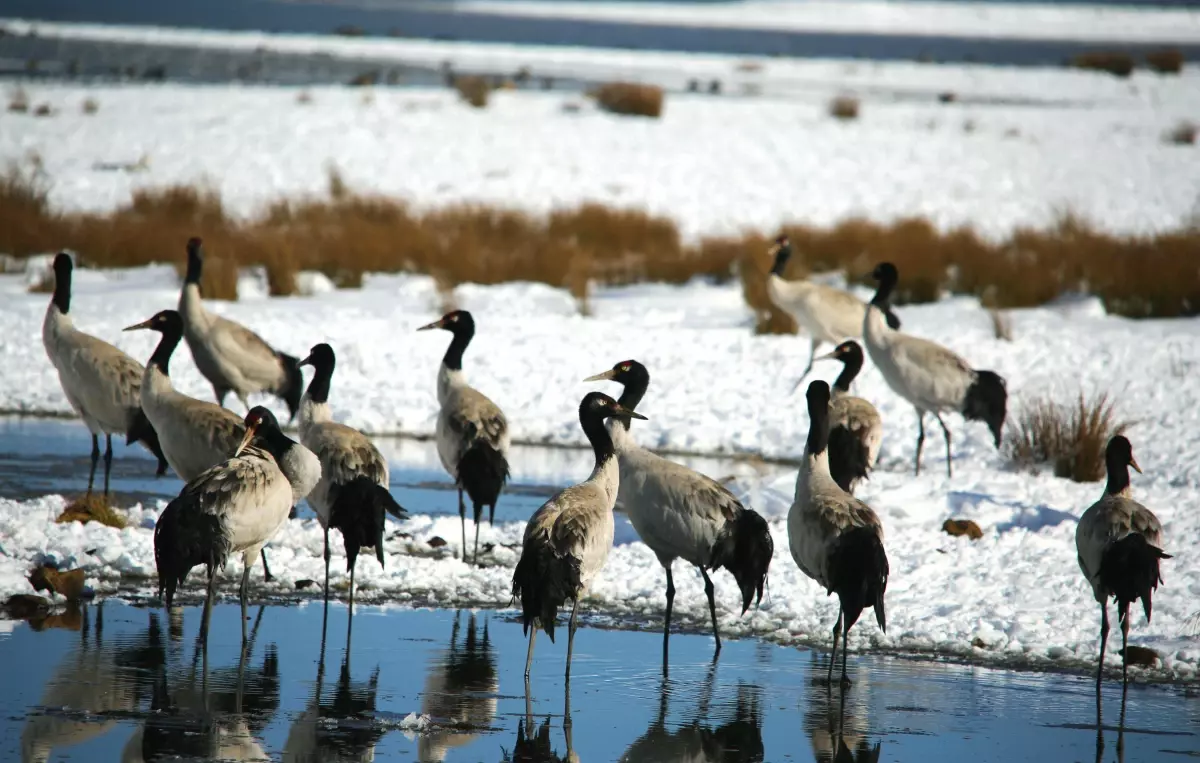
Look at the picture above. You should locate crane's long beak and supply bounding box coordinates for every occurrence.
[298,353,314,367]
[416,318,445,331]
[123,318,153,332]
[583,369,617,382]
[234,422,259,458]
[813,350,838,362]
[612,403,647,421]
[1129,456,1142,474]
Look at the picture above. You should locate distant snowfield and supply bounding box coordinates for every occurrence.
[0,29,1198,239]
[456,0,1200,44]
[0,267,1198,679]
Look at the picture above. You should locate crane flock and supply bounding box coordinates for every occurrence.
[38,240,1173,713]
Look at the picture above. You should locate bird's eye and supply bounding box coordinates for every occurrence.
[621,364,629,372]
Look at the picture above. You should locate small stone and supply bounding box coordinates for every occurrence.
[942,519,983,540]
[972,637,987,649]
[1119,645,1159,667]
[295,579,316,590]
[428,536,448,549]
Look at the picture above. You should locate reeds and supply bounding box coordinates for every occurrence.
[1006,391,1132,482]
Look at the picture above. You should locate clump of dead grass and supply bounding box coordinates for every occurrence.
[7,86,29,113]
[1007,391,1132,482]
[593,82,664,118]
[453,75,491,108]
[56,495,128,529]
[1069,51,1135,77]
[81,97,99,114]
[1164,120,1196,146]
[1145,49,1184,75]
[828,94,860,121]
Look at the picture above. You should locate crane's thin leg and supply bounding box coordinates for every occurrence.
[458,488,466,562]
[240,563,250,645]
[700,568,721,655]
[828,610,842,686]
[524,627,537,679]
[799,338,821,382]
[215,387,227,407]
[102,434,113,499]
[323,527,332,602]
[473,504,481,566]
[1120,609,1129,691]
[202,567,217,652]
[489,502,496,526]
[260,549,273,583]
[914,411,926,476]
[566,600,579,681]
[1097,602,1110,696]
[840,611,851,687]
[662,566,675,670]
[87,434,100,497]
[933,412,953,478]
[349,561,356,608]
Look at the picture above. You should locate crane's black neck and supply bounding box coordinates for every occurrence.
[185,241,203,286]
[871,275,896,309]
[255,424,297,463]
[581,410,617,467]
[442,325,474,372]
[614,368,650,432]
[833,354,862,394]
[1104,453,1131,496]
[150,320,183,377]
[305,358,333,404]
[770,243,792,277]
[806,396,830,457]
[51,255,72,314]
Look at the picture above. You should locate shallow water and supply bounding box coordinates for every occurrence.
[2,600,1199,762]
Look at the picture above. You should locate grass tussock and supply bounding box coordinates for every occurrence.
[1007,391,1131,482]
[1165,120,1197,146]
[1145,49,1184,75]
[453,76,491,108]
[593,82,664,118]
[81,97,99,114]
[7,86,28,113]
[829,95,860,121]
[3,163,1197,319]
[1069,51,1135,77]
[56,495,128,529]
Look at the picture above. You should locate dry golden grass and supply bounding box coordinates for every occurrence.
[1007,391,1132,482]
[56,495,128,529]
[1165,120,1197,146]
[829,95,860,121]
[1145,49,1184,75]
[81,97,99,115]
[3,164,1197,319]
[453,75,491,108]
[593,82,664,118]
[1069,51,1135,77]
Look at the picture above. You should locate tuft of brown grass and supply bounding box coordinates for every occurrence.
[1007,391,1132,482]
[1069,51,1135,77]
[1164,120,1197,146]
[828,95,860,121]
[1145,49,1184,75]
[454,76,491,108]
[988,308,1013,341]
[296,90,313,105]
[593,82,664,118]
[7,86,28,113]
[942,519,983,540]
[33,103,53,117]
[56,495,128,529]
[81,97,99,114]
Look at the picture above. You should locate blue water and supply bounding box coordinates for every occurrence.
[2,600,1197,762]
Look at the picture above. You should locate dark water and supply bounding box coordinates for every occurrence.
[5,0,1200,75]
[3,600,1199,762]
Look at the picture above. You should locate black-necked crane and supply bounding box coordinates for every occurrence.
[862,262,1007,477]
[512,391,644,680]
[125,309,278,582]
[179,237,304,419]
[765,236,899,381]
[584,359,772,662]
[418,310,510,565]
[789,381,889,687]
[297,342,408,604]
[810,341,883,495]
[41,253,168,497]
[154,406,320,643]
[1076,435,1171,694]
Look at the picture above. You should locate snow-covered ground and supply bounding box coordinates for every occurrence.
[1,266,1198,680]
[1,32,1198,239]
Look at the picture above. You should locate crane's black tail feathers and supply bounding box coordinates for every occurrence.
[458,441,509,521]
[828,526,889,632]
[963,370,1007,448]
[710,506,774,614]
[276,351,304,422]
[1099,533,1172,627]
[827,424,871,495]
[511,537,580,642]
[153,498,224,609]
[329,476,401,571]
[127,408,169,476]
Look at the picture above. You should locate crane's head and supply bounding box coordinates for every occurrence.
[871,262,898,285]
[236,406,282,457]
[583,359,648,388]
[417,309,475,336]
[184,237,204,284]
[579,391,647,424]
[766,234,792,274]
[1105,435,1141,475]
[299,342,336,371]
[123,309,183,336]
